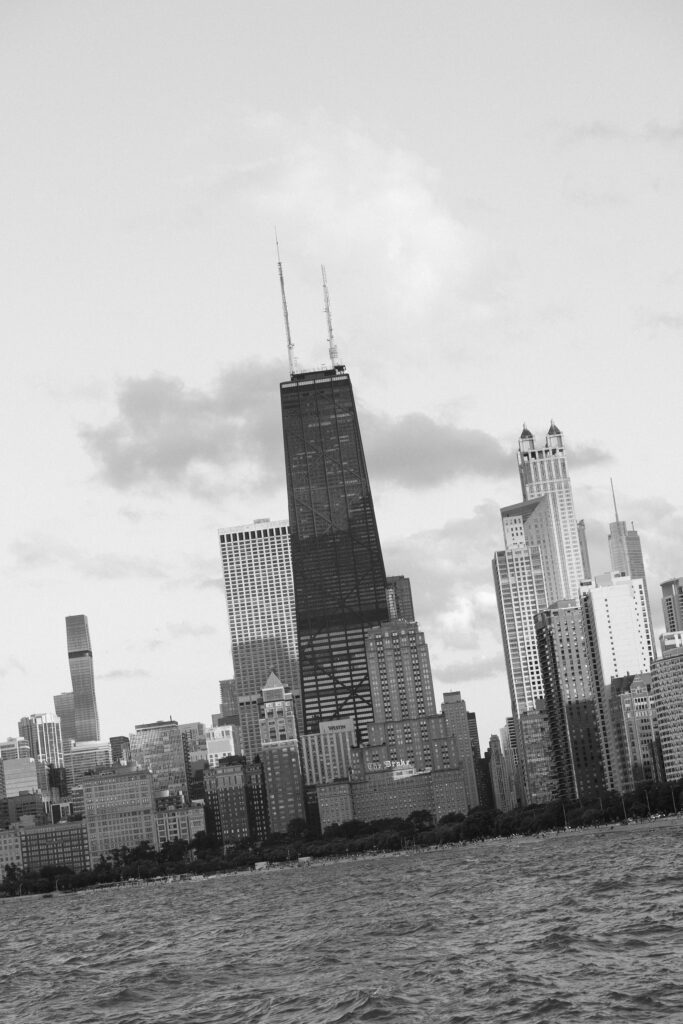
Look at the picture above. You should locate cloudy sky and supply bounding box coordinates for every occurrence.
[2,1,683,747]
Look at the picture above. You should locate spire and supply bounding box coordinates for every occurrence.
[610,478,620,522]
[547,420,561,436]
[276,230,295,377]
[321,264,339,367]
[520,423,533,439]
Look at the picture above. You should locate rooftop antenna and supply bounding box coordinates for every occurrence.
[321,264,338,367]
[610,478,620,523]
[276,230,295,376]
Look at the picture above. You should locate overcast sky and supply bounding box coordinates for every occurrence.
[2,1,683,748]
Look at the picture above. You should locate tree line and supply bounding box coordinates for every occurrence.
[3,779,682,896]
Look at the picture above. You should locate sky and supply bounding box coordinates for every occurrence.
[2,0,683,748]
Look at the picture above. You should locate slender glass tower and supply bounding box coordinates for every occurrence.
[281,365,388,740]
[66,614,100,742]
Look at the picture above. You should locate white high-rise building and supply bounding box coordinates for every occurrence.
[493,424,585,805]
[219,519,301,760]
[580,572,655,792]
[17,713,64,768]
[580,573,654,683]
[493,542,548,716]
[518,423,585,602]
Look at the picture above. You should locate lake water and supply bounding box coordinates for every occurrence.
[2,818,683,1023]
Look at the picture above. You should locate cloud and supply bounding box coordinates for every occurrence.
[383,503,503,634]
[569,444,612,469]
[567,120,683,145]
[209,112,495,328]
[437,654,505,684]
[0,658,27,679]
[167,621,217,638]
[81,364,517,496]
[363,411,510,487]
[99,668,151,680]
[81,361,285,495]
[10,537,167,580]
[649,313,683,332]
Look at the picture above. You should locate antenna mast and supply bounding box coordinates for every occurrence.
[276,231,295,376]
[610,478,620,522]
[321,264,338,367]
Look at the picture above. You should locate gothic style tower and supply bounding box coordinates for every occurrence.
[517,423,584,604]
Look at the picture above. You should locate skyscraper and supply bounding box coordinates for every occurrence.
[580,573,654,792]
[281,365,388,740]
[65,615,100,742]
[493,424,584,804]
[535,600,605,802]
[219,519,300,760]
[661,578,683,633]
[608,482,651,623]
[517,424,584,603]
[129,720,188,804]
[18,713,64,768]
[651,633,683,782]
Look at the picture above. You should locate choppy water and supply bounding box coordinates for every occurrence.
[2,818,683,1024]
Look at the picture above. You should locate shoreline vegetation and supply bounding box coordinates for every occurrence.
[3,781,682,898]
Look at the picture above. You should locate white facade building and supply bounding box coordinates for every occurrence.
[517,423,585,603]
[218,519,300,759]
[205,725,238,768]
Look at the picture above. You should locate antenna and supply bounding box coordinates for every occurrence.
[610,478,620,522]
[321,264,338,367]
[276,230,295,377]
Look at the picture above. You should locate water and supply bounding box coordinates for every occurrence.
[2,818,683,1023]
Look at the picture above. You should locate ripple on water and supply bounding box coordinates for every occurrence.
[2,822,683,1023]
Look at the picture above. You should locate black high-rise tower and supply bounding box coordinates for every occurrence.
[280,362,388,740]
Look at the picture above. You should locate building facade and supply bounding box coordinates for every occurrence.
[281,366,388,741]
[129,721,188,804]
[66,614,100,742]
[218,519,301,760]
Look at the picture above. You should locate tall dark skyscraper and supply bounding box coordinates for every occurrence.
[66,614,100,742]
[281,365,388,740]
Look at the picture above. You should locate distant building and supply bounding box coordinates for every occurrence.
[129,720,188,803]
[281,365,388,741]
[54,692,77,745]
[651,633,683,782]
[1,757,40,798]
[366,619,437,723]
[385,576,415,622]
[317,780,354,832]
[66,615,100,742]
[219,519,301,759]
[299,719,356,787]
[110,736,131,766]
[63,740,113,792]
[81,766,156,860]
[535,600,605,803]
[441,692,479,809]
[580,573,655,792]
[0,737,31,760]
[608,485,651,625]
[661,579,683,634]
[20,821,91,874]
[154,804,206,848]
[18,713,64,768]
[0,828,22,876]
[203,758,255,847]
[488,735,517,812]
[205,725,238,768]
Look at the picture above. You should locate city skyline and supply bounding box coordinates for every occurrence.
[3,3,683,747]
